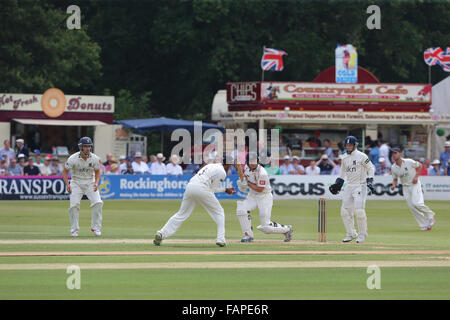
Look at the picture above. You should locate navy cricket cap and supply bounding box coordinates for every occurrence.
[391,147,402,153]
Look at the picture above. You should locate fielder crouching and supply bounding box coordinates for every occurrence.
[62,137,103,237]
[153,155,235,247]
[390,148,436,231]
[329,136,375,243]
[236,152,293,243]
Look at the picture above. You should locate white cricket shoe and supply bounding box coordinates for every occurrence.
[70,231,79,237]
[356,235,366,243]
[420,226,431,231]
[342,235,357,243]
[216,240,226,247]
[90,228,102,237]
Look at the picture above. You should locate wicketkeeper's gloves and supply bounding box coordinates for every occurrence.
[329,178,344,195]
[366,177,375,195]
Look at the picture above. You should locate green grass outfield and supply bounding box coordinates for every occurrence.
[0,199,449,299]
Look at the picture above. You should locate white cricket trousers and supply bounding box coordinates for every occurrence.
[158,182,226,243]
[69,180,103,233]
[341,184,368,238]
[403,182,435,228]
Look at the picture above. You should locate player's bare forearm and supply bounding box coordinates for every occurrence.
[391,178,398,190]
[94,170,100,191]
[62,168,71,193]
[95,170,100,184]
[62,168,69,185]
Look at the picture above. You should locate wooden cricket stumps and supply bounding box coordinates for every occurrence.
[318,197,327,242]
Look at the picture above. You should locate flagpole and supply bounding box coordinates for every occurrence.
[428,65,431,84]
[261,45,265,83]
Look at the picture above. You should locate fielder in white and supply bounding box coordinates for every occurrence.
[329,136,375,243]
[62,137,103,237]
[236,153,293,243]
[390,148,436,231]
[153,156,235,247]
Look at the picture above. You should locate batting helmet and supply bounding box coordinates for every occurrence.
[78,137,93,150]
[344,136,358,154]
[344,136,358,146]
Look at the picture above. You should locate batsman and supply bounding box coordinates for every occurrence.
[235,152,293,242]
[329,136,375,243]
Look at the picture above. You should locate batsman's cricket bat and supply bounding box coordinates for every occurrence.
[235,162,245,181]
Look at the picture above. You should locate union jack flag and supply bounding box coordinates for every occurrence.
[439,47,450,72]
[261,47,288,71]
[424,47,450,72]
[424,47,442,66]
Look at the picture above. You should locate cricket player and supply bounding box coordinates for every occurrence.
[62,137,103,237]
[390,148,436,230]
[236,152,293,243]
[153,155,235,247]
[329,136,375,243]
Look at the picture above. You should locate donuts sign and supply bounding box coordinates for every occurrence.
[0,89,114,117]
[41,88,66,117]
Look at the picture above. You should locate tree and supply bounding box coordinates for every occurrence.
[0,0,102,94]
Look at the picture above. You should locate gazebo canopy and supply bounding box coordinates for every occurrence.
[115,117,225,133]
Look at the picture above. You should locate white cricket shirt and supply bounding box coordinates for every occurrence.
[244,164,272,195]
[340,150,375,185]
[189,163,226,193]
[391,158,420,186]
[65,152,101,182]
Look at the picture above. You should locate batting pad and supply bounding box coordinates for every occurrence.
[340,207,357,237]
[355,209,368,237]
[236,201,253,237]
[256,222,290,234]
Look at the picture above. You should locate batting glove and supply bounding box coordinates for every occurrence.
[366,177,375,195]
[237,180,249,193]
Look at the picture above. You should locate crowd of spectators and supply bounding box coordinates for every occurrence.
[263,138,450,177]
[0,139,64,176]
[1,138,449,177]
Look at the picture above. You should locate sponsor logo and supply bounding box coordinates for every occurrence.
[0,178,67,196]
[98,176,111,195]
[270,179,325,196]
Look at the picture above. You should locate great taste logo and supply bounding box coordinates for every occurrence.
[98,176,115,199]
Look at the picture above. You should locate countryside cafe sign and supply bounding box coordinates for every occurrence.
[227,82,431,104]
[0,89,114,118]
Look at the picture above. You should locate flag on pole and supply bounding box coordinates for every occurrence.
[424,47,450,72]
[439,47,450,72]
[261,47,288,71]
[424,47,443,66]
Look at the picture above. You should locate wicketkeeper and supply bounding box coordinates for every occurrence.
[329,136,375,243]
[236,152,293,242]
